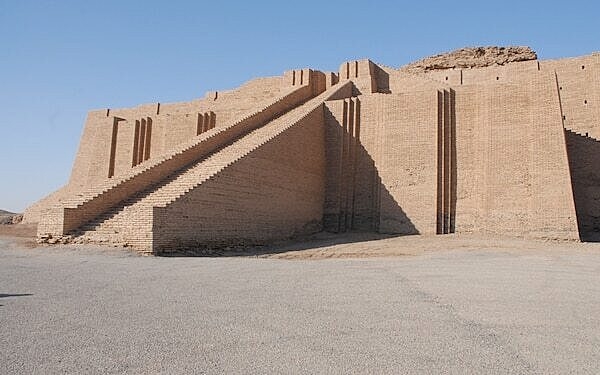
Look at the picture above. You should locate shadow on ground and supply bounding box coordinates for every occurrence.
[0,293,33,298]
[0,293,33,306]
[157,232,415,257]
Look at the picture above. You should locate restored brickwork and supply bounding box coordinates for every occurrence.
[323,88,444,236]
[36,83,319,236]
[367,93,439,234]
[153,106,326,252]
[453,73,579,239]
[45,83,351,252]
[27,48,600,252]
[323,98,368,232]
[542,55,600,139]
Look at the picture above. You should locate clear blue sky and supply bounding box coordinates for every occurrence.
[0,0,598,212]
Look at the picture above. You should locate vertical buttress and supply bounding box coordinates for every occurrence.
[437,90,456,234]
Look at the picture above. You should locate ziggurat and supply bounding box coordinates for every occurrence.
[25,47,600,254]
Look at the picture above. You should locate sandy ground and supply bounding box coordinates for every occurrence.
[1,225,600,373]
[0,223,37,247]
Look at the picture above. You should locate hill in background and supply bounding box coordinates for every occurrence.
[0,209,23,225]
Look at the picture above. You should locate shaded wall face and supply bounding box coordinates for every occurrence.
[323,98,380,232]
[453,73,579,239]
[565,130,600,241]
[324,91,439,235]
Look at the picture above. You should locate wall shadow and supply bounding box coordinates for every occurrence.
[322,103,418,237]
[158,232,402,257]
[436,89,457,234]
[0,293,33,298]
[565,130,600,242]
[450,89,457,233]
[0,293,32,307]
[375,172,419,235]
[375,66,391,94]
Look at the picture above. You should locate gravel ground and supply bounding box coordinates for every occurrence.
[1,234,600,374]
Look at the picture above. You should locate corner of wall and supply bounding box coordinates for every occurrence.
[338,59,379,94]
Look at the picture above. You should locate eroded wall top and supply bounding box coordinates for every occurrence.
[400,46,538,72]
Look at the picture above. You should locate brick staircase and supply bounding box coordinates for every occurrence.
[38,83,320,238]
[64,81,353,252]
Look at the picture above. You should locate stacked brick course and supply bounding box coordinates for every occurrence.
[27,49,600,253]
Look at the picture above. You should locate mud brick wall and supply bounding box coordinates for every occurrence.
[67,76,288,190]
[324,91,439,235]
[453,72,579,239]
[541,54,600,139]
[27,51,600,244]
[152,107,326,252]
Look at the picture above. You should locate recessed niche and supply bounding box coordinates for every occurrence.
[563,115,566,120]
[445,76,448,81]
[582,65,585,69]
[584,100,588,104]
[496,76,499,80]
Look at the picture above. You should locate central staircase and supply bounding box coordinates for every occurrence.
[68,82,353,253]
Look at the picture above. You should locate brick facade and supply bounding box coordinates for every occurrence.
[26,52,600,253]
